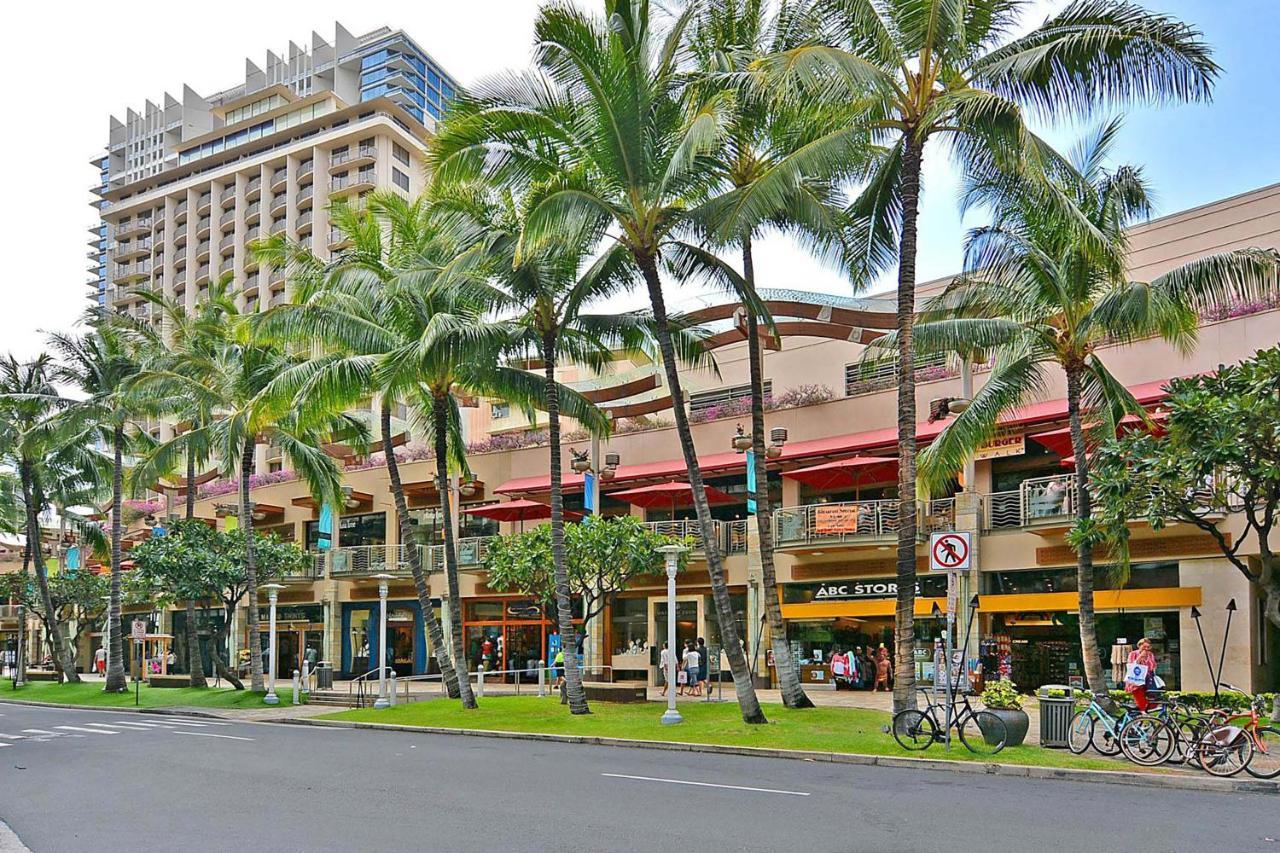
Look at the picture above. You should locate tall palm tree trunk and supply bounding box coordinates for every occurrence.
[210,604,244,690]
[22,467,78,683]
[184,446,207,688]
[639,256,766,724]
[891,135,924,715]
[743,239,811,710]
[241,437,264,692]
[542,333,590,714]
[104,428,126,691]
[380,403,462,698]
[431,397,478,709]
[1065,366,1106,692]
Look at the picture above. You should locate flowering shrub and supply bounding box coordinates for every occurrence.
[1200,295,1280,323]
[197,470,298,499]
[769,384,834,409]
[121,499,166,523]
[688,396,755,424]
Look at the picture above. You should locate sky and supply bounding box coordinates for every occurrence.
[0,0,1275,359]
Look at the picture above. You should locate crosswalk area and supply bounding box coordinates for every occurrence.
[0,716,246,747]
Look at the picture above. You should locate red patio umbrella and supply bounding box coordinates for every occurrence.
[782,456,898,495]
[462,499,582,532]
[606,481,736,518]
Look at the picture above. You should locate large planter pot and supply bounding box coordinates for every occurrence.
[982,708,1030,747]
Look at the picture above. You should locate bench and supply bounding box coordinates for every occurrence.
[147,674,193,688]
[23,669,60,682]
[583,682,647,703]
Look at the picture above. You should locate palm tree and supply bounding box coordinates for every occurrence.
[114,289,234,688]
[763,0,1221,711]
[430,0,770,724]
[0,355,106,684]
[902,122,1280,692]
[49,325,150,692]
[134,292,364,693]
[685,0,868,710]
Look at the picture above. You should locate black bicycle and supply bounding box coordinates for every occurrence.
[892,687,1008,755]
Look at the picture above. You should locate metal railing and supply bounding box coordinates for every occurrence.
[920,498,956,536]
[983,474,1078,530]
[0,604,21,620]
[774,498,901,546]
[639,519,747,554]
[724,518,749,553]
[328,544,423,578]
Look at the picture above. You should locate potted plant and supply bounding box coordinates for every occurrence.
[980,679,1030,747]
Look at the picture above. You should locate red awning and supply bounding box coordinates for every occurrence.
[1029,426,1077,458]
[606,481,736,510]
[494,379,1175,495]
[462,500,583,522]
[1033,409,1170,458]
[782,456,898,491]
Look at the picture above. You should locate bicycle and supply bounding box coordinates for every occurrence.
[1119,686,1260,777]
[892,687,1008,755]
[1117,694,1206,767]
[1203,684,1280,779]
[1068,691,1139,756]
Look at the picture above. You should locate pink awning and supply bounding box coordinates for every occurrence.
[782,456,898,491]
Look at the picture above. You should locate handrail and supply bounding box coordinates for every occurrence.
[395,663,616,702]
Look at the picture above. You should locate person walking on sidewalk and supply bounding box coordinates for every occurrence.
[1124,637,1159,712]
[696,637,709,695]
[683,641,701,697]
[658,642,671,697]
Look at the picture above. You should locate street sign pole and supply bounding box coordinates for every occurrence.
[929,532,971,752]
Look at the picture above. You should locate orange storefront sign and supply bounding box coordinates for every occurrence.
[813,504,861,533]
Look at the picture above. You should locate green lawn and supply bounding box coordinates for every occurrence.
[325,695,1128,772]
[0,678,303,709]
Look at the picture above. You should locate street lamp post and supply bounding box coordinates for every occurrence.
[262,584,285,704]
[656,544,687,726]
[373,573,394,709]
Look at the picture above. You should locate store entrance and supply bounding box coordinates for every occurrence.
[652,598,699,661]
[504,624,542,682]
[274,630,300,679]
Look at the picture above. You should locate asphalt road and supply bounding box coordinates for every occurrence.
[1,701,1278,853]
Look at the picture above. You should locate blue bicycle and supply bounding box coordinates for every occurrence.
[1068,691,1137,755]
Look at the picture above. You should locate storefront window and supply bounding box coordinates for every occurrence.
[703,594,747,653]
[307,512,386,549]
[986,561,1178,595]
[412,507,498,540]
[610,598,648,656]
[349,611,370,674]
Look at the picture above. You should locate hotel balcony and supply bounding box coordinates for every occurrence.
[110,239,151,261]
[329,144,377,172]
[219,208,237,229]
[245,201,261,224]
[112,218,152,239]
[196,217,212,240]
[269,218,287,236]
[329,171,376,197]
[296,210,313,233]
[296,185,315,209]
[328,228,352,250]
[197,192,212,215]
[245,176,262,201]
[194,264,211,285]
[298,160,315,185]
[219,185,237,204]
[270,168,288,193]
[218,256,235,275]
[174,200,189,222]
[111,262,151,284]
[218,233,236,253]
[195,241,211,263]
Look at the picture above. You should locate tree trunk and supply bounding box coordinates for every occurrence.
[183,445,208,688]
[241,437,265,692]
[432,396,478,709]
[1065,366,1107,693]
[639,255,766,724]
[743,237,812,710]
[210,607,244,690]
[380,401,461,698]
[103,427,126,690]
[23,466,79,684]
[184,599,207,688]
[543,331,590,714]
[891,134,924,715]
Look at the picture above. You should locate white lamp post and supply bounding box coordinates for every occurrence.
[262,584,285,705]
[373,573,393,709]
[656,544,688,726]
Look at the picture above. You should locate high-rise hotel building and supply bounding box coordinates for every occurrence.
[87,23,460,462]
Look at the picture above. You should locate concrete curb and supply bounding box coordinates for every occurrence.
[278,717,1280,796]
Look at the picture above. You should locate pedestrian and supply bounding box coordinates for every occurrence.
[683,641,701,697]
[94,646,106,676]
[696,637,709,695]
[1124,637,1159,712]
[553,648,565,690]
[166,649,176,673]
[874,647,891,692]
[658,642,671,697]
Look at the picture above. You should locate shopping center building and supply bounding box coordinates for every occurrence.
[102,180,1273,697]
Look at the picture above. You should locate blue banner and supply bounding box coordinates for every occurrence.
[317,502,334,549]
[746,450,757,515]
[583,471,596,516]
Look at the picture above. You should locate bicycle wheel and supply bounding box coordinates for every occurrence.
[1197,727,1254,778]
[892,710,936,751]
[1167,718,1205,766]
[1092,717,1124,756]
[1119,717,1174,766]
[1067,710,1095,755]
[959,711,1007,755]
[1246,727,1280,779]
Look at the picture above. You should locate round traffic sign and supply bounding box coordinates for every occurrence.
[931,533,969,570]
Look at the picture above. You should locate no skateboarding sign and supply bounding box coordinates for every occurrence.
[929,532,971,573]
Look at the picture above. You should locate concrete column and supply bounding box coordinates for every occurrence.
[1178,557,1256,692]
[745,523,765,677]
[323,576,342,669]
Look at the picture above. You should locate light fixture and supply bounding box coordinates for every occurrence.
[731,424,752,453]
[601,452,620,480]
[811,551,824,556]
[877,545,891,551]
[341,485,360,509]
[459,480,477,497]
[569,448,591,474]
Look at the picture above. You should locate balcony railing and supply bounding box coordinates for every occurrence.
[0,604,20,620]
[774,499,901,546]
[297,185,314,205]
[983,474,1078,531]
[329,544,424,578]
[219,185,237,204]
[219,209,237,228]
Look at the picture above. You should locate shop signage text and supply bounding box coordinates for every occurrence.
[812,580,921,600]
[974,432,1025,461]
[813,504,863,534]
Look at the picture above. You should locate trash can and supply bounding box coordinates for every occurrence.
[1038,684,1076,749]
[315,661,334,690]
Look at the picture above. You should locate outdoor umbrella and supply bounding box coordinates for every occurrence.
[605,481,736,519]
[781,456,898,497]
[462,499,582,532]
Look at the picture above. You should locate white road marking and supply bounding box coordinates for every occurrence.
[81,723,130,731]
[172,731,253,741]
[150,720,209,728]
[0,743,8,748]
[20,729,56,736]
[55,725,117,735]
[153,717,228,726]
[106,720,162,728]
[601,773,810,797]
[0,734,23,740]
[94,721,156,730]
